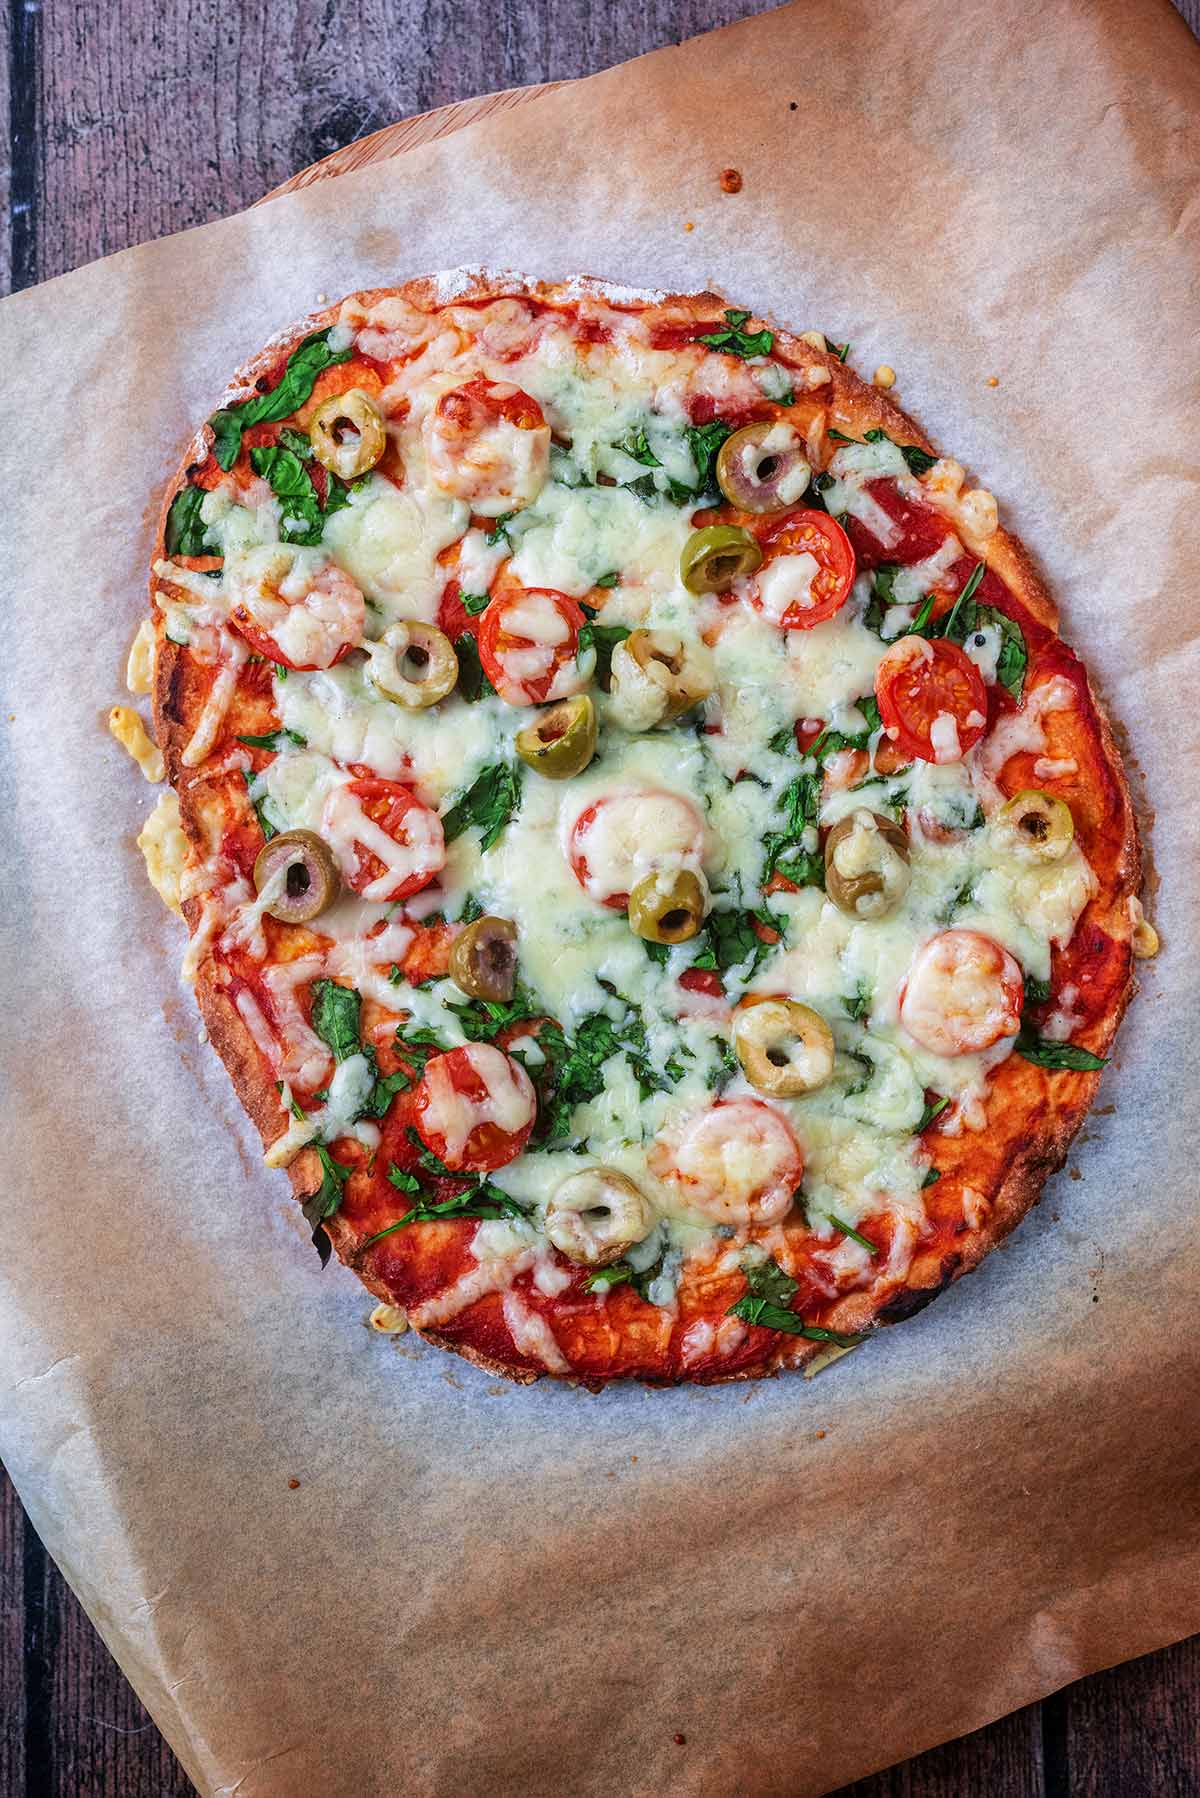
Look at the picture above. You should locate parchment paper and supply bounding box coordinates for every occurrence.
[2,2,1198,1792]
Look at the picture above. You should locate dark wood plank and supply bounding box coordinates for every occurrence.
[831,1700,1045,1798]
[1055,1637,1200,1798]
[3,1460,195,1798]
[29,0,779,288]
[0,1461,25,1795]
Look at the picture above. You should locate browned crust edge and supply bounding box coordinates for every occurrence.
[150,270,1141,1389]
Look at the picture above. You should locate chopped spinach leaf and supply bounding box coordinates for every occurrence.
[248,445,325,545]
[236,728,306,751]
[727,1294,862,1345]
[485,511,517,548]
[707,1038,740,1092]
[1023,974,1053,1007]
[826,1214,878,1255]
[453,632,496,703]
[446,983,544,1044]
[278,426,313,460]
[209,330,353,471]
[684,420,734,496]
[386,1164,422,1194]
[458,892,484,925]
[310,980,361,1063]
[617,426,662,467]
[901,444,937,476]
[581,620,631,687]
[916,1094,950,1132]
[302,1143,353,1267]
[844,981,873,1022]
[362,1171,529,1246]
[1014,1028,1107,1072]
[921,1167,942,1188]
[442,761,523,852]
[164,485,217,557]
[743,1256,799,1305]
[595,570,619,589]
[461,591,492,616]
[696,309,774,359]
[388,964,402,986]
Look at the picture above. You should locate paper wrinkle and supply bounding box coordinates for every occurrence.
[1,0,1199,1792]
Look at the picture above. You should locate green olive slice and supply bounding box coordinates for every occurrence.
[715,421,812,513]
[627,868,707,943]
[734,997,835,1096]
[515,694,596,779]
[993,789,1074,863]
[366,622,458,709]
[680,524,763,594]
[824,809,912,919]
[308,388,387,480]
[609,629,714,731]
[449,915,518,1002]
[252,829,341,924]
[544,1168,653,1266]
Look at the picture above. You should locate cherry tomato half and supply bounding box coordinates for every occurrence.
[229,564,365,672]
[478,588,590,706]
[874,636,988,764]
[748,509,857,630]
[426,378,550,514]
[320,778,445,903]
[414,1044,537,1172]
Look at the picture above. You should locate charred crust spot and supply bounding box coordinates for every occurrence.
[164,656,187,725]
[878,1283,946,1324]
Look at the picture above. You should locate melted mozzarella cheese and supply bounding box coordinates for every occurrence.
[158,292,1102,1324]
[421,1045,535,1160]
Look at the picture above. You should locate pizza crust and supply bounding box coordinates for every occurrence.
[150,271,1141,1387]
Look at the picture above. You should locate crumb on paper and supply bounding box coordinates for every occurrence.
[684,220,695,232]
[125,619,156,695]
[815,1429,827,1439]
[368,1302,409,1334]
[719,167,742,194]
[986,375,1000,387]
[288,1477,301,1490]
[788,100,797,111]
[109,705,165,783]
[873,364,896,388]
[1129,896,1159,959]
[674,1734,687,1746]
[804,1341,861,1379]
[137,789,187,914]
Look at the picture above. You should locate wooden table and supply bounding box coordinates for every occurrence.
[3,1,1198,1791]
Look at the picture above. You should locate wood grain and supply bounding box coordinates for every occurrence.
[4,1,1200,1794]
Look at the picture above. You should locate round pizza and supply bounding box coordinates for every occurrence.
[133,270,1153,1387]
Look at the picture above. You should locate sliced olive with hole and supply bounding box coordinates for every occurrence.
[627,867,707,944]
[449,915,518,1002]
[544,1167,653,1266]
[366,622,459,709]
[734,997,835,1096]
[308,388,386,480]
[609,629,714,731]
[514,693,596,779]
[824,809,912,919]
[992,789,1074,863]
[716,421,813,513]
[680,524,763,595]
[252,829,341,923]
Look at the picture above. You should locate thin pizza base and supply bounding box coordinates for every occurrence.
[151,272,1139,1387]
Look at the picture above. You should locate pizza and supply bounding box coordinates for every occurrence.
[128,270,1155,1387]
